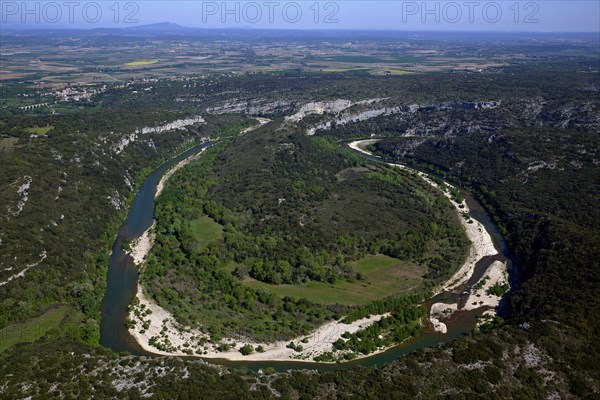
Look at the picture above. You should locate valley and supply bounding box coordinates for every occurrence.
[0,27,598,398]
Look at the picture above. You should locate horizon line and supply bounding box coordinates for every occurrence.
[2,22,599,34]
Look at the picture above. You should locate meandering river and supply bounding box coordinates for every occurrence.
[99,142,213,355]
[99,138,512,371]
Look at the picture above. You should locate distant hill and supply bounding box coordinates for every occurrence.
[2,22,599,43]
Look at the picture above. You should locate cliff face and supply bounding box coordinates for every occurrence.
[287,99,503,136]
[206,100,294,115]
[294,97,599,138]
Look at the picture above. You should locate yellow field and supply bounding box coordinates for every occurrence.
[125,60,159,66]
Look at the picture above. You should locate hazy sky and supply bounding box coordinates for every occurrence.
[2,1,599,31]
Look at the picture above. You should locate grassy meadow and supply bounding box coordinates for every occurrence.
[243,255,425,306]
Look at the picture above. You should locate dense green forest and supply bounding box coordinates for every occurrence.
[142,126,467,341]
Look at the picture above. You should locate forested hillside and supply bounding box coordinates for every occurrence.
[372,128,600,336]
[0,108,253,343]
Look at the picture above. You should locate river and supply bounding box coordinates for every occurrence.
[99,139,512,371]
[99,142,213,355]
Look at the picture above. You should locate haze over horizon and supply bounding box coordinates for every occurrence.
[2,0,599,32]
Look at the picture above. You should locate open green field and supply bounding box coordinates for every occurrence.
[24,125,54,135]
[189,216,223,250]
[243,255,425,306]
[0,304,74,352]
[125,60,159,66]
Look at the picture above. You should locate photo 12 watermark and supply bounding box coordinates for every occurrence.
[0,1,343,26]
[400,1,540,25]
[198,1,340,24]
[1,1,141,24]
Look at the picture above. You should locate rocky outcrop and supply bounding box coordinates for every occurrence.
[206,99,294,115]
[111,116,206,154]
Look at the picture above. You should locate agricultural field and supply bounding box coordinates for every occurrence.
[2,27,573,89]
[125,60,160,67]
[0,305,80,352]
